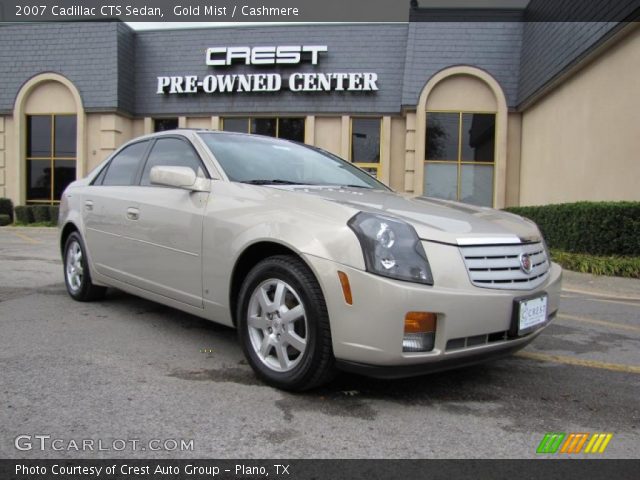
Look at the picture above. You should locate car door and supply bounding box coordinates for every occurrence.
[83,140,151,280]
[114,135,210,308]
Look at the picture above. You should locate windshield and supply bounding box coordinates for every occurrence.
[199,132,389,190]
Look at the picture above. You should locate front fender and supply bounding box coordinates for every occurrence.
[201,182,365,317]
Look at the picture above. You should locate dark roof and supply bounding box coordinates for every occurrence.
[0,12,632,115]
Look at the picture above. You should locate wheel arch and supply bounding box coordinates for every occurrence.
[60,221,80,255]
[228,240,320,327]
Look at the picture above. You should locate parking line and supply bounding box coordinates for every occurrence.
[516,351,640,374]
[558,313,640,333]
[562,287,640,302]
[12,231,42,244]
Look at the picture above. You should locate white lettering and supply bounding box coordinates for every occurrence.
[289,73,303,92]
[251,46,276,65]
[236,75,251,92]
[206,47,227,66]
[276,46,301,64]
[156,76,170,94]
[202,75,216,93]
[184,75,198,93]
[302,45,328,65]
[169,76,184,94]
[205,45,326,66]
[156,72,378,94]
[227,46,251,65]
[15,435,32,451]
[363,72,378,91]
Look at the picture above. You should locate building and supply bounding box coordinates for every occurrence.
[0,2,638,209]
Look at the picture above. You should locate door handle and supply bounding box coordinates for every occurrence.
[126,207,140,221]
[84,200,93,211]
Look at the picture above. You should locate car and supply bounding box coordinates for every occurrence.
[59,129,562,391]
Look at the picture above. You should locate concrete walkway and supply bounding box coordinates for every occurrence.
[562,270,640,300]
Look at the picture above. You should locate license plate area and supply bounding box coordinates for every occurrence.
[509,293,548,337]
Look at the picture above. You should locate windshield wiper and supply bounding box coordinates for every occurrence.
[241,179,309,185]
[329,184,374,189]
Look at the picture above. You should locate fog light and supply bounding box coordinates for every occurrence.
[403,312,436,352]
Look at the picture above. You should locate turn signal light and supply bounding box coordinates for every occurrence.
[404,312,436,333]
[403,312,437,353]
[337,271,353,305]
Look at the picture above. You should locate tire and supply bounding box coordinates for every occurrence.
[63,231,107,302]
[237,255,336,391]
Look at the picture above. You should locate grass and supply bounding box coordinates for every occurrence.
[550,249,640,279]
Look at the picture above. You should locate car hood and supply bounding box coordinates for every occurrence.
[278,186,541,245]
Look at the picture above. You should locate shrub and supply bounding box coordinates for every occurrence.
[550,250,640,279]
[14,205,34,224]
[0,198,13,222]
[49,205,60,224]
[0,214,10,226]
[32,205,51,223]
[505,202,640,256]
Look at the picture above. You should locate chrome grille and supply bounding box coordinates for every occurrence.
[460,242,550,290]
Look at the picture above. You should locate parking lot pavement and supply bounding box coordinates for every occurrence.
[1,227,639,459]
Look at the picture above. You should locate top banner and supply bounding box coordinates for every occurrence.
[0,0,639,22]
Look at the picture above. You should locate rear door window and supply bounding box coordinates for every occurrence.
[101,141,149,186]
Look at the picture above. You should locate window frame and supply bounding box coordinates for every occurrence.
[25,113,77,205]
[153,117,179,133]
[424,110,497,207]
[350,116,382,178]
[221,116,306,142]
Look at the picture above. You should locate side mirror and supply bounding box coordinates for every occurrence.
[149,166,210,192]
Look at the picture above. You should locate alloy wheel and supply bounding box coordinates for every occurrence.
[246,278,308,373]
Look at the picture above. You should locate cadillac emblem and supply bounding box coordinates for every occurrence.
[519,253,532,274]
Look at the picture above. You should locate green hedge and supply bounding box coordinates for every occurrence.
[12,205,59,226]
[49,205,60,224]
[505,202,640,256]
[0,214,10,226]
[32,205,50,223]
[14,205,34,224]
[0,198,13,222]
[551,250,640,279]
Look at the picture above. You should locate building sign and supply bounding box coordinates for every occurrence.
[156,45,379,94]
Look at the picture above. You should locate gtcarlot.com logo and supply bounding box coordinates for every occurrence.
[14,435,194,452]
[537,432,613,454]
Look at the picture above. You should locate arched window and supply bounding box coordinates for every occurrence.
[26,113,77,204]
[13,73,84,205]
[415,67,508,208]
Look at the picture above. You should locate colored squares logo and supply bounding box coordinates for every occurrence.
[537,433,613,454]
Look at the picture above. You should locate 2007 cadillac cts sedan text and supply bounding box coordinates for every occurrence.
[59,130,562,390]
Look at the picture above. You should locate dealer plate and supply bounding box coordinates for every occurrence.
[517,295,548,335]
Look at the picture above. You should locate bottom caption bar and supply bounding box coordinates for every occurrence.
[1,459,638,480]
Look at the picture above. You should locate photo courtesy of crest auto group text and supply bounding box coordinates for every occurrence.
[0,0,639,478]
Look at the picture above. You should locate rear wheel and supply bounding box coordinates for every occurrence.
[237,255,335,391]
[63,232,107,302]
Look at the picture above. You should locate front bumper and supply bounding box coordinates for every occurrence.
[302,241,562,375]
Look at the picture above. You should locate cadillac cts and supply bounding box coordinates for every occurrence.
[59,130,562,390]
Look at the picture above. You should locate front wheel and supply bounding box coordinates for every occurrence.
[237,255,335,391]
[63,232,107,302]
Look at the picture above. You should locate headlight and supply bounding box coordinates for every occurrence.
[348,212,433,285]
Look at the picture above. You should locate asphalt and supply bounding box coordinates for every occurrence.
[0,227,638,459]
